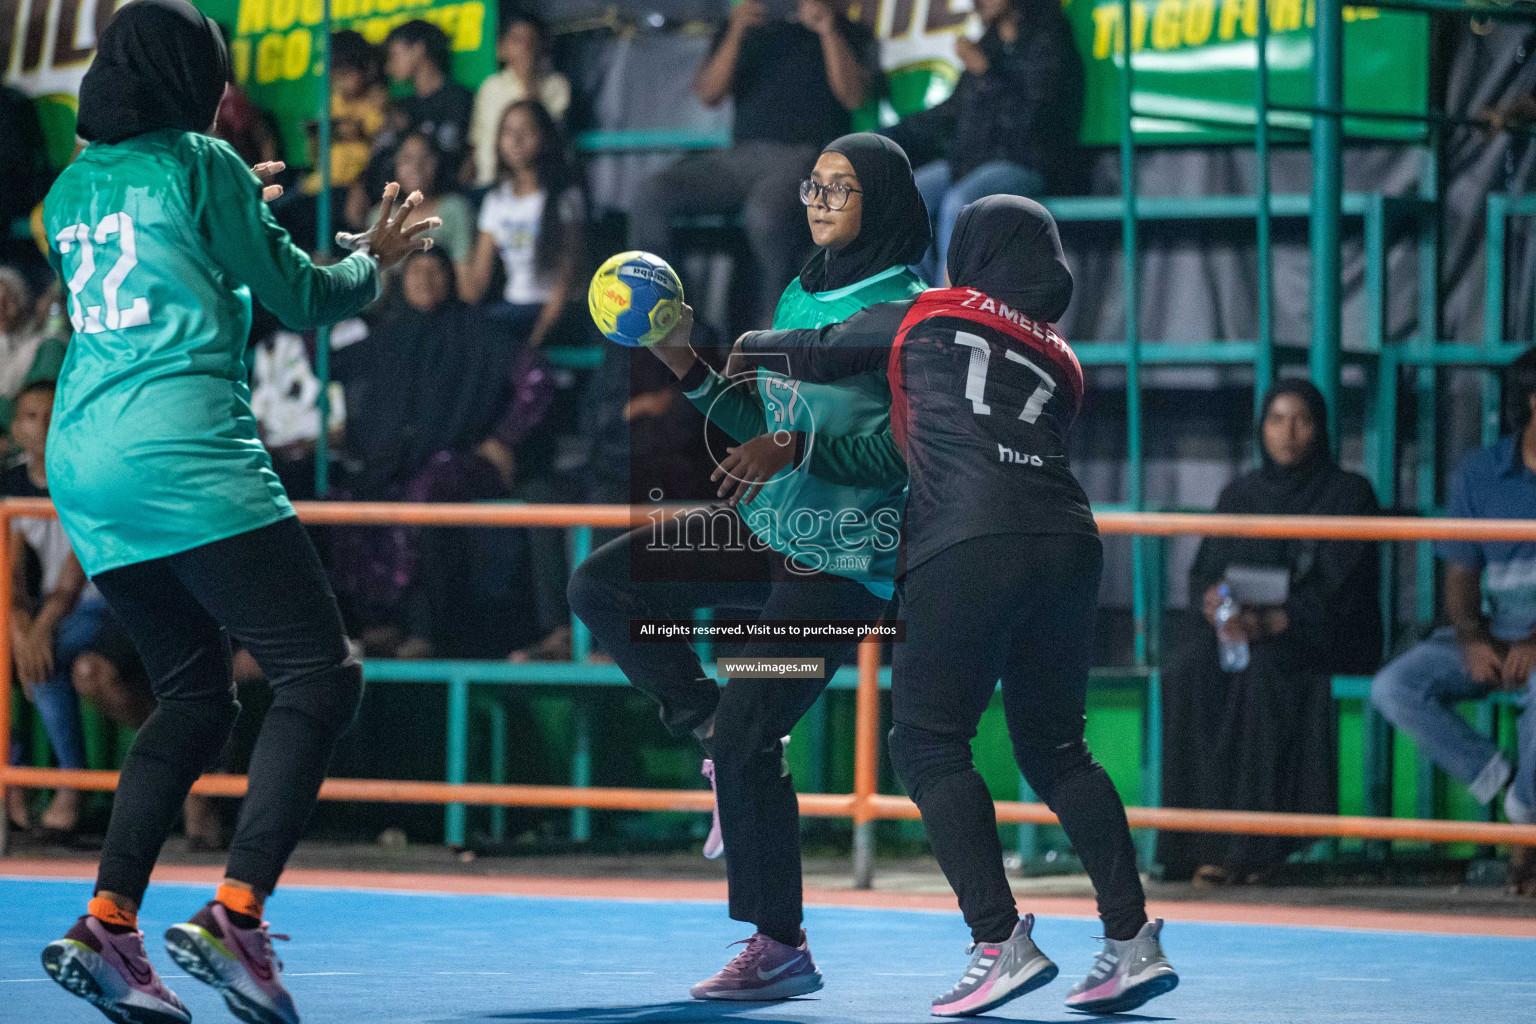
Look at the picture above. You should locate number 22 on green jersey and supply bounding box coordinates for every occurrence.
[55,212,152,334]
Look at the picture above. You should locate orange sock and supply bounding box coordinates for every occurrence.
[215,883,264,922]
[87,896,138,930]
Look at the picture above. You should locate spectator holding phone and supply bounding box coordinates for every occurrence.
[888,0,1082,284]
[629,0,880,327]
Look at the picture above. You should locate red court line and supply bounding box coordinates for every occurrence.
[6,858,1535,939]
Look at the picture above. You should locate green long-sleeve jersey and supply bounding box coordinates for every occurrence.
[680,265,921,597]
[43,130,379,575]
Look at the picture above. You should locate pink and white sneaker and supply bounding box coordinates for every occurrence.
[164,902,299,1024]
[1063,918,1179,1015]
[702,759,725,860]
[42,915,191,1024]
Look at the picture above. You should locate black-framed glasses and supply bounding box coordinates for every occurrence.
[799,179,862,211]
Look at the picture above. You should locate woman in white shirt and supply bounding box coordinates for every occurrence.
[469,12,571,187]
[460,99,585,349]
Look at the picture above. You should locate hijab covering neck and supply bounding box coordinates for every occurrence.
[1254,378,1334,511]
[77,0,230,145]
[799,133,930,294]
[945,194,1073,322]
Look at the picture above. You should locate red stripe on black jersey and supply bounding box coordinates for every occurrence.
[893,287,1084,413]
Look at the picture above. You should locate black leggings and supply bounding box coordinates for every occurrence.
[887,533,1147,943]
[567,508,889,943]
[91,517,362,903]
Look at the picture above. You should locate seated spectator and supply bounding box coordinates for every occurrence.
[307,30,387,200]
[0,86,50,275]
[887,0,1082,284]
[331,248,554,657]
[0,267,65,436]
[629,0,879,327]
[2,381,220,846]
[352,132,474,266]
[1159,380,1381,886]
[369,20,474,195]
[461,100,584,350]
[1373,349,1536,897]
[470,10,571,187]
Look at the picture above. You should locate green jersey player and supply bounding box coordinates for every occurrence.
[39,4,436,1023]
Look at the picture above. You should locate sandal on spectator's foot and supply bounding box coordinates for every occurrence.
[510,626,573,663]
[395,636,434,660]
[1191,865,1236,889]
[1509,847,1536,897]
[6,787,32,832]
[183,795,226,852]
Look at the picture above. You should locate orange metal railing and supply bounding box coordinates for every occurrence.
[4,498,1536,851]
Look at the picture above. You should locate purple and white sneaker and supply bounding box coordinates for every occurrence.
[690,930,823,1000]
[1064,918,1179,1015]
[164,902,299,1024]
[930,914,1058,1017]
[42,915,191,1024]
[701,759,725,860]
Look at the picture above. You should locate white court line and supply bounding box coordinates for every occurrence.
[434,971,511,975]
[1485,981,1536,986]
[287,972,362,977]
[1317,977,1390,982]
[580,971,656,975]
[872,972,949,977]
[0,978,49,983]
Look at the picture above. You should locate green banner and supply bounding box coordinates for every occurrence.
[1067,0,1428,143]
[195,0,497,166]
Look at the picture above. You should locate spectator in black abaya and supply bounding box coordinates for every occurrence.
[330,247,553,656]
[1157,380,1382,886]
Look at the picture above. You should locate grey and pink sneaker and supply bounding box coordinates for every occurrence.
[689,930,823,1001]
[1064,918,1179,1015]
[42,915,191,1024]
[164,902,299,1024]
[930,914,1058,1017]
[701,759,725,860]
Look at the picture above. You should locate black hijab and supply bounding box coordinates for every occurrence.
[1254,378,1333,511]
[77,0,230,145]
[798,133,930,294]
[946,194,1073,322]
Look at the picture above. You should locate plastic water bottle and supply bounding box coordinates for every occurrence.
[1214,584,1250,673]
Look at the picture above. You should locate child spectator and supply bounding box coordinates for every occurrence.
[3,381,221,846]
[352,132,474,266]
[0,268,65,438]
[470,10,571,187]
[460,100,584,351]
[307,31,387,200]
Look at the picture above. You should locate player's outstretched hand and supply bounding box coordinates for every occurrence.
[252,161,285,202]
[336,182,441,271]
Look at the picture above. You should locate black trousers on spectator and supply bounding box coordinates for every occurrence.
[629,142,817,328]
[887,533,1148,943]
[91,517,363,903]
[567,509,888,942]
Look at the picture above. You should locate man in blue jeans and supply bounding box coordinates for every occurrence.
[1371,349,1536,895]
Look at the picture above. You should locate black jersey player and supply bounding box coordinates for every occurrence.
[724,196,1180,1017]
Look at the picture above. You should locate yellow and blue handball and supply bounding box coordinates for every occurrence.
[588,251,684,347]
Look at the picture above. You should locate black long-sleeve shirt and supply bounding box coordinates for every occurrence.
[740,287,1094,575]
[886,14,1083,180]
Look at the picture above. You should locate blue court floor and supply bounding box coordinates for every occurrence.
[2,876,1533,1023]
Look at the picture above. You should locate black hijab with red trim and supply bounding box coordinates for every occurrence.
[945,194,1073,322]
